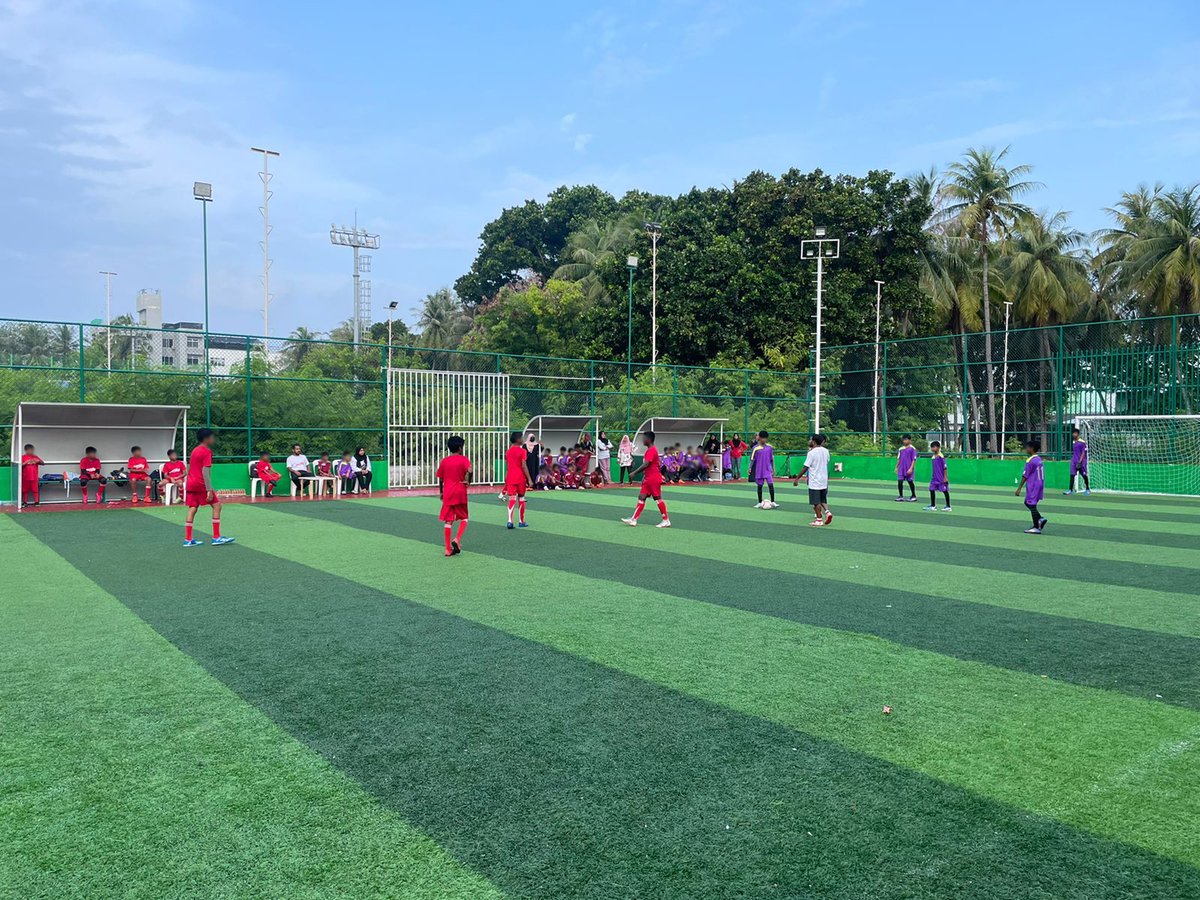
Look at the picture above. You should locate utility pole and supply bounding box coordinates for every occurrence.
[251,147,280,337]
[644,222,662,372]
[873,280,885,445]
[801,228,839,434]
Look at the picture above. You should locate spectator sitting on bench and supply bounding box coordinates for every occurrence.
[337,451,356,495]
[256,453,282,497]
[315,452,335,495]
[79,446,106,505]
[285,444,311,496]
[161,449,186,501]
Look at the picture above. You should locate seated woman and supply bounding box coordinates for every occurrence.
[256,453,282,497]
[352,447,372,493]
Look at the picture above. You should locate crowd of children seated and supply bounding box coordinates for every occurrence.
[534,443,604,490]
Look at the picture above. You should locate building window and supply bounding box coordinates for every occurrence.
[186,354,202,366]
[162,356,173,366]
[163,338,174,349]
[187,337,201,349]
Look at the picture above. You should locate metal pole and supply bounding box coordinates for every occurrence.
[252,147,280,337]
[627,265,634,430]
[203,200,212,427]
[100,271,116,370]
[1000,301,1012,456]
[651,230,658,372]
[78,323,86,402]
[353,246,361,346]
[873,280,883,445]
[814,253,823,434]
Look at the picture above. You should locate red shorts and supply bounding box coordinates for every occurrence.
[129,474,148,481]
[504,481,527,498]
[439,502,469,522]
[640,480,663,500]
[185,487,214,508]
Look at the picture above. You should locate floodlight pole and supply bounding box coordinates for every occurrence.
[873,280,884,445]
[387,300,399,372]
[251,147,280,338]
[644,222,661,376]
[626,256,638,430]
[194,181,214,426]
[99,271,117,370]
[801,228,839,435]
[1001,300,1013,455]
[330,222,381,348]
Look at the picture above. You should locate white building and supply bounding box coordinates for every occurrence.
[135,289,263,370]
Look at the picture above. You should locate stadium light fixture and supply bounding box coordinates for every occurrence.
[193,181,214,426]
[626,256,638,426]
[873,280,885,445]
[643,223,663,374]
[330,221,381,346]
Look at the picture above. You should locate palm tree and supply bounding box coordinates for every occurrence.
[1097,183,1200,409]
[1004,211,1092,442]
[51,324,76,365]
[417,288,467,349]
[553,217,636,303]
[12,323,51,364]
[942,147,1040,451]
[283,326,323,369]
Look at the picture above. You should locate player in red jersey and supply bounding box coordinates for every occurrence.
[183,429,234,547]
[622,430,671,528]
[20,443,44,507]
[504,430,532,529]
[160,449,186,504]
[435,435,472,556]
[127,446,152,504]
[79,446,106,505]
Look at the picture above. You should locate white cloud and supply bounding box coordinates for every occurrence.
[573,133,593,153]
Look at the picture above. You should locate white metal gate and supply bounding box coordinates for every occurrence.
[386,369,511,488]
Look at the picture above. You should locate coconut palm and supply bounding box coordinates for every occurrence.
[553,216,636,303]
[417,288,468,349]
[51,324,77,364]
[283,326,323,369]
[941,146,1040,451]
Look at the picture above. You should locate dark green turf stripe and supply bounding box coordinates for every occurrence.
[15,513,1200,900]
[278,500,1200,710]
[561,488,1200,592]
[693,484,1200,544]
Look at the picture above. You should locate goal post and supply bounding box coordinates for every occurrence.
[1074,415,1200,496]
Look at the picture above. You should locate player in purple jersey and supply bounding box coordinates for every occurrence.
[1016,439,1049,534]
[1064,427,1091,495]
[751,431,777,508]
[924,441,952,511]
[895,435,918,501]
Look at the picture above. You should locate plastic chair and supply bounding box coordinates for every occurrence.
[249,461,268,500]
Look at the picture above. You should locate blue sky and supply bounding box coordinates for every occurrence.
[1,0,1197,337]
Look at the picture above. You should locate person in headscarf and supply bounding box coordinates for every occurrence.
[352,447,372,493]
[524,433,541,486]
[617,435,635,483]
[595,430,613,484]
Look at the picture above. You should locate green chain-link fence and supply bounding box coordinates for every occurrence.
[3,313,1198,466]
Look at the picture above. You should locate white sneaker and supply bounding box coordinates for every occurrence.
[753,502,764,509]
[941,506,952,512]
[656,519,672,528]
[767,501,779,509]
[621,517,638,527]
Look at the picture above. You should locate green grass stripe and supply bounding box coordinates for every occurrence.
[532,498,1200,638]
[207,502,1200,868]
[272,496,1200,708]
[572,488,1200,591]
[0,517,504,900]
[831,480,1200,522]
[693,483,1200,544]
[20,510,1200,898]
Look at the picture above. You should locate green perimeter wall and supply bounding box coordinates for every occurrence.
[2,456,1063,504]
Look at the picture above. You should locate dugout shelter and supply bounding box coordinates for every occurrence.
[10,402,188,505]
[522,415,601,472]
[632,417,727,461]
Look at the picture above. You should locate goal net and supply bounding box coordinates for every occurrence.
[1075,415,1200,496]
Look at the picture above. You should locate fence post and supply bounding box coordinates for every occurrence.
[78,324,86,402]
[381,344,389,463]
[744,369,751,436]
[1055,325,1065,458]
[245,340,253,459]
[589,361,596,416]
[672,366,678,417]
[880,341,889,451]
[960,333,969,457]
[1170,315,1179,416]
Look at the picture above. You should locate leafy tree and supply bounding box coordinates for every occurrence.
[283,326,324,369]
[417,288,469,348]
[941,146,1040,451]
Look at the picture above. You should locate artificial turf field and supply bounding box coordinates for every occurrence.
[2,481,1200,900]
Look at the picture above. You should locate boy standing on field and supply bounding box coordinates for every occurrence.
[1065,427,1091,495]
[20,443,43,507]
[1016,439,1048,535]
[184,429,235,547]
[751,430,777,509]
[794,433,832,526]
[896,435,918,502]
[504,431,532,529]
[436,436,472,555]
[925,441,952,511]
[622,431,671,528]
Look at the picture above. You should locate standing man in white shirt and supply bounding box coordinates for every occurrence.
[793,433,833,527]
[285,443,312,496]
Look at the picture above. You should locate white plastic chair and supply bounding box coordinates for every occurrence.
[249,461,268,500]
[162,482,180,505]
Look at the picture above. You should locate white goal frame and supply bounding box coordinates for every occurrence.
[1075,414,1200,497]
[386,369,510,489]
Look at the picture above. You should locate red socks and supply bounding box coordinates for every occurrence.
[518,499,526,523]
[444,524,453,554]
[657,500,668,518]
[456,520,468,543]
[185,523,193,542]
[212,519,221,540]
[632,500,646,522]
